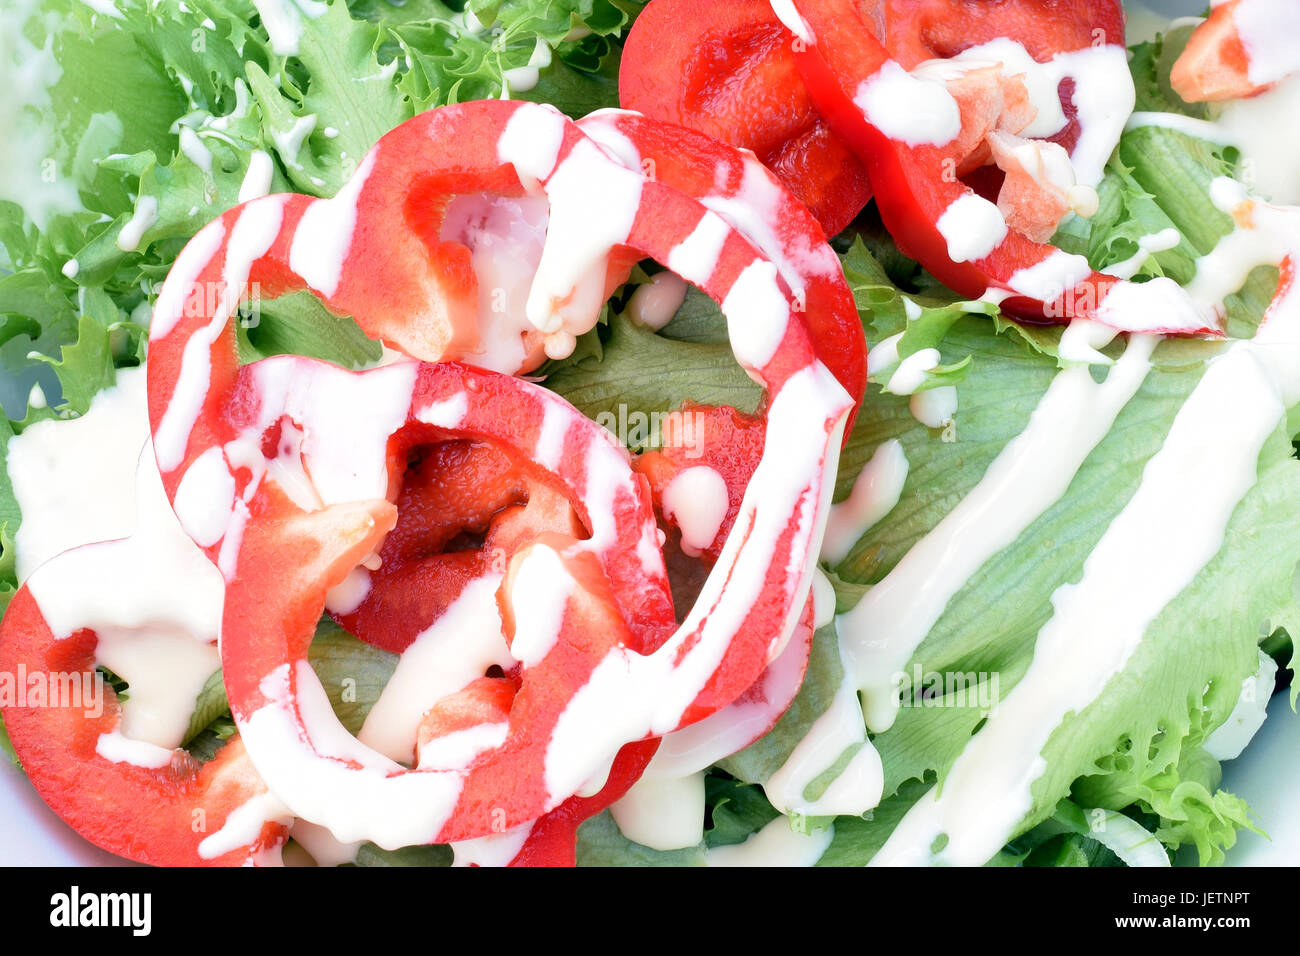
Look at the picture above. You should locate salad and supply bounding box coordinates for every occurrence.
[0,0,1297,867]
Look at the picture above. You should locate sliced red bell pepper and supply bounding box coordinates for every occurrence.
[576,110,867,435]
[145,100,851,847]
[337,439,668,866]
[505,592,817,866]
[619,0,872,236]
[1171,0,1300,103]
[853,0,1126,69]
[0,574,288,866]
[783,0,1221,335]
[331,441,577,654]
[635,403,766,564]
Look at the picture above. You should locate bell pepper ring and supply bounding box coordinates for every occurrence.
[575,109,866,437]
[503,594,816,867]
[324,437,673,865]
[145,100,852,846]
[780,0,1223,336]
[508,397,817,864]
[0,451,289,866]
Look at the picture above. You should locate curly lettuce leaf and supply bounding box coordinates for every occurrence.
[0,0,642,424]
[820,321,1297,867]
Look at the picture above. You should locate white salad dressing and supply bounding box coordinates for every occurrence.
[885,348,941,395]
[8,373,225,756]
[838,331,1157,734]
[936,192,1008,264]
[821,438,908,565]
[357,572,512,765]
[910,386,958,430]
[609,772,706,851]
[704,816,833,867]
[95,731,174,769]
[641,609,812,781]
[241,358,418,511]
[417,722,510,771]
[115,195,158,252]
[439,193,550,373]
[1058,318,1118,365]
[172,446,237,547]
[8,370,149,581]
[498,108,644,360]
[416,393,467,429]
[1096,275,1218,333]
[178,126,213,177]
[533,398,570,470]
[93,624,220,750]
[769,0,813,45]
[238,149,274,203]
[155,196,289,472]
[1215,74,1300,205]
[289,151,376,300]
[666,211,732,286]
[290,819,363,867]
[1006,248,1093,301]
[148,216,228,341]
[241,659,464,848]
[866,332,903,375]
[694,153,841,301]
[501,36,553,94]
[853,61,962,147]
[627,272,689,330]
[661,466,729,557]
[872,186,1300,866]
[763,631,883,818]
[198,790,293,860]
[250,0,327,57]
[450,823,535,867]
[1125,110,1237,147]
[507,548,574,667]
[1101,227,1182,280]
[1229,0,1300,89]
[721,261,791,372]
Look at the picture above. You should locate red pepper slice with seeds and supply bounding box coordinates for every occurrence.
[144,100,851,848]
[783,0,1221,335]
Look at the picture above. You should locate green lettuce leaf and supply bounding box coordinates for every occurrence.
[544,310,763,431]
[704,773,781,848]
[818,322,1297,865]
[350,842,454,866]
[575,810,706,866]
[236,291,383,368]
